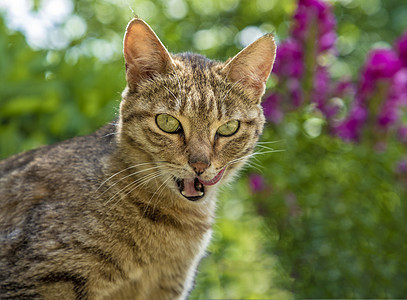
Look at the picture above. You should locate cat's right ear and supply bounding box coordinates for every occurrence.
[123,18,174,91]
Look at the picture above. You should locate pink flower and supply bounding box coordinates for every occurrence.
[335,104,367,141]
[267,0,337,122]
[249,174,266,193]
[272,39,304,78]
[396,159,407,175]
[262,94,284,124]
[360,49,402,95]
[292,0,336,53]
[395,158,407,186]
[287,78,303,107]
[397,126,407,144]
[334,79,357,101]
[375,67,407,130]
[390,69,407,106]
[311,67,332,115]
[337,47,405,141]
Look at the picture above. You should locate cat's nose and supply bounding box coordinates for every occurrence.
[189,160,210,176]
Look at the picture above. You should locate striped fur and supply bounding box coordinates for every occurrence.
[0,18,276,299]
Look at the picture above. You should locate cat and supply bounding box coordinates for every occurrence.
[0,18,276,299]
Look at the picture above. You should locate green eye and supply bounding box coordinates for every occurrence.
[217,120,240,137]
[156,114,181,133]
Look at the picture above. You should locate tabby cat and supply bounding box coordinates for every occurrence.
[0,18,276,299]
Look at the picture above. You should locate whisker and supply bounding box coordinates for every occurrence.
[108,170,170,214]
[227,149,285,167]
[122,166,173,200]
[255,144,277,151]
[103,170,164,211]
[97,165,164,199]
[122,172,163,199]
[102,132,117,138]
[141,175,172,219]
[257,140,284,145]
[254,149,285,155]
[96,161,166,192]
[245,160,264,172]
[228,150,261,166]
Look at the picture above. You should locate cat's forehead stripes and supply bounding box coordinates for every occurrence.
[173,54,220,117]
[122,52,264,141]
[170,54,261,122]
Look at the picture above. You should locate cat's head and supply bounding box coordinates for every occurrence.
[117,18,276,202]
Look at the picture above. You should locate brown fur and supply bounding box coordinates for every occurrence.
[0,18,276,299]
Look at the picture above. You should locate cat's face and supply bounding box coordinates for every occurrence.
[118,19,276,202]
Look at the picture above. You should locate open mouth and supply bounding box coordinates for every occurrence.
[175,167,226,201]
[176,177,205,201]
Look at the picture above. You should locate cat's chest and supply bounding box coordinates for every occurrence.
[134,217,212,266]
[135,225,212,273]
[112,222,212,299]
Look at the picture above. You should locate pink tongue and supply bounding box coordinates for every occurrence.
[198,167,226,186]
[182,178,202,197]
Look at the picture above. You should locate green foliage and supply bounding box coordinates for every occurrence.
[0,16,122,158]
[1,0,406,298]
[253,113,407,298]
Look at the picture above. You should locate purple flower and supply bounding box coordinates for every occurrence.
[397,126,407,144]
[391,69,407,105]
[292,0,336,53]
[335,104,367,141]
[319,31,337,53]
[263,94,284,124]
[377,106,398,129]
[287,78,303,107]
[395,158,407,186]
[337,47,405,142]
[272,39,304,78]
[396,31,407,68]
[377,69,407,129]
[311,66,331,114]
[269,0,337,119]
[335,79,356,98]
[249,174,266,193]
[396,159,407,175]
[360,48,402,95]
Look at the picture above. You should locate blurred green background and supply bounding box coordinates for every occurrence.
[1,0,406,298]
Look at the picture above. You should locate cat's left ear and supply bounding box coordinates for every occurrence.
[221,34,277,102]
[124,18,174,91]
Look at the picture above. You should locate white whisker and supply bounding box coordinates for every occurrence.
[102,132,117,138]
[96,161,165,192]
[141,175,172,219]
[256,144,276,151]
[245,159,264,172]
[97,165,164,199]
[257,140,284,145]
[104,170,165,212]
[227,149,285,167]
